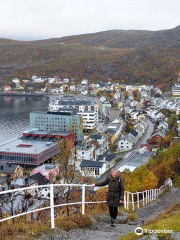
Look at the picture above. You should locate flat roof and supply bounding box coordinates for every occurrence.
[80,160,104,168]
[32,164,56,171]
[32,130,71,136]
[0,138,58,154]
[126,151,152,166]
[32,107,78,116]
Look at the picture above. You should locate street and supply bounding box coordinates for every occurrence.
[97,120,154,182]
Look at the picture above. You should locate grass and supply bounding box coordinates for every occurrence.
[119,203,180,240]
[173,174,180,188]
[0,218,50,240]
[128,212,138,221]
[0,213,93,240]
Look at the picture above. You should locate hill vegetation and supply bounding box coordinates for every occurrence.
[1,26,180,88]
[123,142,180,192]
[120,202,180,240]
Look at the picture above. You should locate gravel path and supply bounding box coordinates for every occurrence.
[65,223,136,240]
[137,187,180,224]
[37,223,136,240]
[36,187,180,240]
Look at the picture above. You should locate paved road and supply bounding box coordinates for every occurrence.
[97,120,154,182]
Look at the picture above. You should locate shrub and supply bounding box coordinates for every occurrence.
[56,217,78,231]
[71,214,92,228]
[128,213,137,221]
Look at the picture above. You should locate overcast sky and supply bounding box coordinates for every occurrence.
[0,0,179,40]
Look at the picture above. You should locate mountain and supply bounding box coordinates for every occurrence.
[1,26,180,88]
[35,25,180,49]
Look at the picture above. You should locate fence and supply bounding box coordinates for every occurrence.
[123,178,173,211]
[0,178,172,228]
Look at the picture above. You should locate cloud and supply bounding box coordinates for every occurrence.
[0,0,179,40]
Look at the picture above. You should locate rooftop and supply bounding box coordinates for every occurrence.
[0,163,20,174]
[99,153,116,162]
[0,138,58,154]
[126,151,154,167]
[80,160,104,168]
[30,172,49,185]
[90,134,103,140]
[32,107,78,116]
[32,164,56,171]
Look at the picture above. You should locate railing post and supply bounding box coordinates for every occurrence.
[127,191,129,210]
[148,190,150,203]
[170,179,173,187]
[50,184,55,229]
[82,184,85,215]
[137,192,139,209]
[124,191,126,209]
[142,191,145,206]
[153,189,155,200]
[149,190,152,202]
[132,193,134,211]
[156,189,158,199]
[146,190,148,204]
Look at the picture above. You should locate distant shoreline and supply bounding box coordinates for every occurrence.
[0,92,49,97]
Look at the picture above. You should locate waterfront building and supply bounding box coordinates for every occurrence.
[49,96,98,130]
[30,108,83,142]
[0,138,62,166]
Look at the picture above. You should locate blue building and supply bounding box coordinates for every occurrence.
[30,108,83,142]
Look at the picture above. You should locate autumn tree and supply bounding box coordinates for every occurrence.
[52,138,82,216]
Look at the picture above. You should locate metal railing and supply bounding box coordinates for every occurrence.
[123,178,173,211]
[0,178,172,228]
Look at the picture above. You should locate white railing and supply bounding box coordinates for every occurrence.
[123,178,173,211]
[0,178,172,228]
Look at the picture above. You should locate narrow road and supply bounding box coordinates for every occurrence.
[97,120,154,182]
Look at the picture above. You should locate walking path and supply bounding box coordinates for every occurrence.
[137,187,180,224]
[36,187,180,240]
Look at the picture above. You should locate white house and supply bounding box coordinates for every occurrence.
[70,85,76,91]
[114,92,120,99]
[63,78,69,83]
[81,90,88,96]
[119,165,137,173]
[134,123,144,137]
[89,134,109,154]
[80,160,106,177]
[157,120,169,131]
[118,137,133,151]
[81,79,88,85]
[33,77,45,83]
[77,145,96,161]
[48,78,55,84]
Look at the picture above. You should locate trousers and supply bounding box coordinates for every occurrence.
[109,206,118,220]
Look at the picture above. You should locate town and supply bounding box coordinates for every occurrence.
[0,73,180,219]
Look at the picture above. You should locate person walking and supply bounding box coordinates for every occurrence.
[92,168,124,227]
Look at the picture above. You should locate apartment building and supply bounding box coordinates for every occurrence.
[49,96,98,130]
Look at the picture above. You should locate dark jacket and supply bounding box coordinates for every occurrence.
[95,175,125,207]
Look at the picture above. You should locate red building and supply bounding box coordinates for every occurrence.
[149,131,166,145]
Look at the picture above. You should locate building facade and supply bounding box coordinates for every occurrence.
[0,138,61,166]
[30,108,83,142]
[48,96,98,130]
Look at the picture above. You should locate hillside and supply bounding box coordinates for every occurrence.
[1,26,180,88]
